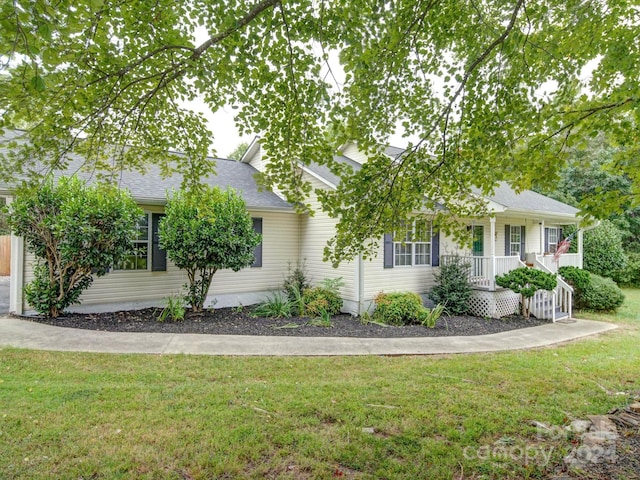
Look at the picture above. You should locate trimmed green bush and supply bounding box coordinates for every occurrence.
[580,274,625,311]
[428,255,472,315]
[8,176,141,317]
[373,292,425,326]
[559,266,591,309]
[302,287,343,317]
[495,267,557,318]
[160,186,261,312]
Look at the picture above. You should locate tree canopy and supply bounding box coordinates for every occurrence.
[1,0,639,264]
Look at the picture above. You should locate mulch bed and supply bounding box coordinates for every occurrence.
[22,307,551,337]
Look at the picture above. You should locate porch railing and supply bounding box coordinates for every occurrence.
[534,256,573,321]
[537,253,581,273]
[441,255,524,291]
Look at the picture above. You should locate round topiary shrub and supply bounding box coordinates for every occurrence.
[302,287,343,317]
[580,274,625,311]
[373,292,425,326]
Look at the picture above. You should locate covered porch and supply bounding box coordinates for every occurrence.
[440,215,582,322]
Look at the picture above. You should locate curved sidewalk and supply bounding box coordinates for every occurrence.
[0,316,617,356]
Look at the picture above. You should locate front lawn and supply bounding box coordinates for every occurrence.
[1,290,638,479]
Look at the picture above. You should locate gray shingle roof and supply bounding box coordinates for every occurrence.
[303,155,362,186]
[480,182,578,216]
[0,130,292,211]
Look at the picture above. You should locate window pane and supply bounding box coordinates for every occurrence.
[394,222,412,243]
[136,215,149,241]
[414,242,431,265]
[394,243,412,266]
[116,215,150,270]
[414,221,431,242]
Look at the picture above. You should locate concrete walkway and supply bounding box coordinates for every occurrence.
[0,315,618,356]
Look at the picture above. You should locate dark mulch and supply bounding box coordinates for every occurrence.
[22,307,551,337]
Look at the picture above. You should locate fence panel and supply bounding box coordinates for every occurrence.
[0,235,10,276]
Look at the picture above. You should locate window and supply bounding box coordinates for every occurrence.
[393,220,432,267]
[116,213,151,271]
[546,227,559,253]
[509,225,522,257]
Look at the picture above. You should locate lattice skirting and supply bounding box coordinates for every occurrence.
[468,289,521,318]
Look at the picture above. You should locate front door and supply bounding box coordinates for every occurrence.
[472,225,484,277]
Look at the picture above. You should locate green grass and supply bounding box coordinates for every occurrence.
[1,290,639,479]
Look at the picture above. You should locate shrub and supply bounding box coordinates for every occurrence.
[428,255,472,315]
[283,260,311,308]
[558,266,591,309]
[8,176,141,317]
[302,287,342,317]
[160,186,261,312]
[373,292,425,326]
[580,274,625,311]
[613,251,640,288]
[583,220,627,279]
[495,267,557,318]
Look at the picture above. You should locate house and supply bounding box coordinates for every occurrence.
[1,130,583,320]
[241,139,583,321]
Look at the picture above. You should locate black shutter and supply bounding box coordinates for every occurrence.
[431,230,440,267]
[520,226,526,260]
[251,218,263,268]
[505,224,510,255]
[383,233,394,268]
[151,213,167,271]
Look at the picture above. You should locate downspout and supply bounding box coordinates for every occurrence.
[356,253,365,316]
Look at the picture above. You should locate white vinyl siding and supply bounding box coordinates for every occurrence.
[298,175,357,304]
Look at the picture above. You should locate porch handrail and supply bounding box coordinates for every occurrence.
[534,256,573,321]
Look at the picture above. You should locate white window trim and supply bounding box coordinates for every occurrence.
[509,225,522,256]
[547,227,560,254]
[393,221,432,267]
[114,212,152,272]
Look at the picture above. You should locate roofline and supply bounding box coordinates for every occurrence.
[497,207,580,221]
[299,165,337,190]
[240,135,261,163]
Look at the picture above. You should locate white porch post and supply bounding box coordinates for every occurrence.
[7,197,24,315]
[539,221,545,255]
[490,217,496,290]
[577,226,584,269]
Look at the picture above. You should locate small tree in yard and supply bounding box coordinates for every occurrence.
[7,176,141,317]
[428,255,472,315]
[495,268,557,319]
[159,187,261,312]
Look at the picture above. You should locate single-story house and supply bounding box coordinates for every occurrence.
[1,130,583,320]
